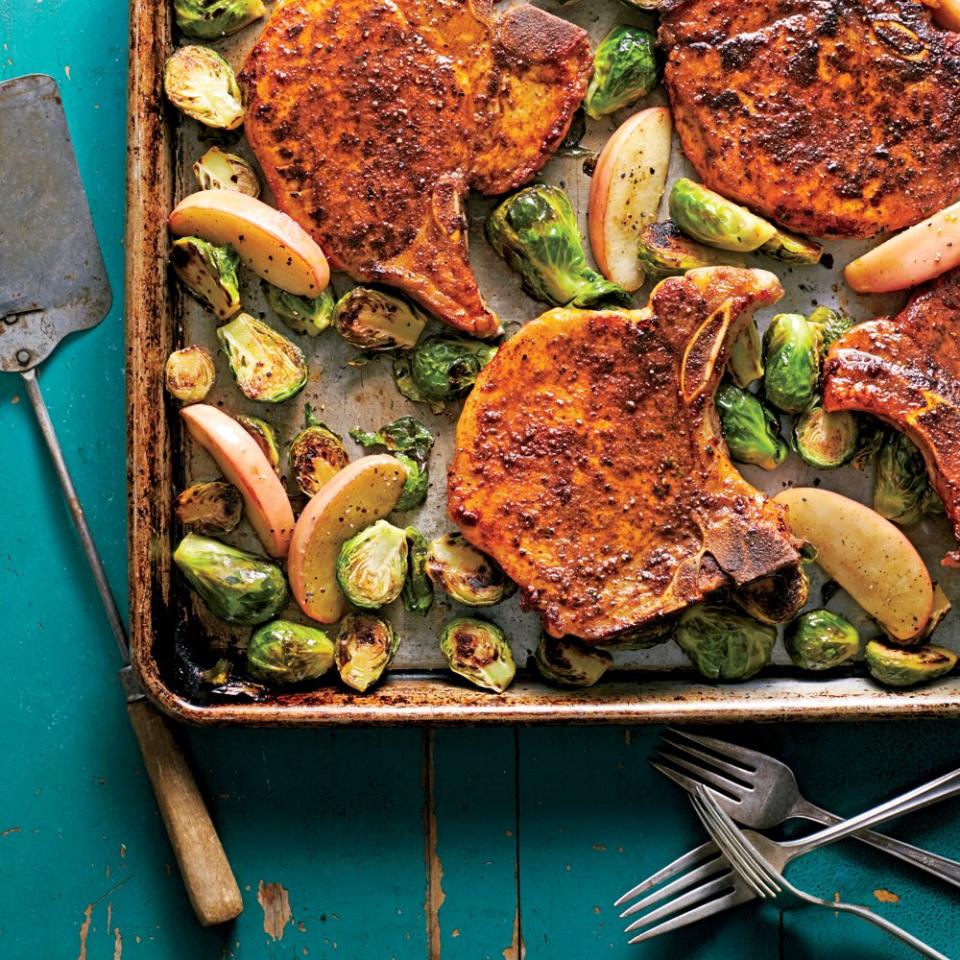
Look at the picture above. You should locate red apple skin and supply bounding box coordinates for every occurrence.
[180,404,294,558]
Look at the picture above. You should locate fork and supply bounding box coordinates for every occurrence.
[617,763,960,942]
[692,784,952,960]
[653,728,960,887]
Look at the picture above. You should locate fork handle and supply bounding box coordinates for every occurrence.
[790,798,960,890]
[829,900,951,960]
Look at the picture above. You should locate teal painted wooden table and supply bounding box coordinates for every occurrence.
[1,2,958,956]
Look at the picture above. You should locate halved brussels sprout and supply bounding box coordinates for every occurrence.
[669,179,776,253]
[584,26,659,120]
[217,312,308,403]
[809,305,855,349]
[727,320,764,389]
[636,221,728,278]
[163,45,244,130]
[350,417,435,511]
[425,532,516,606]
[534,634,612,687]
[440,617,516,693]
[235,413,281,475]
[406,335,498,405]
[763,313,823,414]
[402,527,434,615]
[733,565,809,625]
[873,429,942,526]
[852,417,885,471]
[246,619,334,685]
[336,519,408,609]
[165,344,216,402]
[675,600,776,681]
[174,0,265,39]
[193,146,260,197]
[487,184,632,308]
[389,453,427,510]
[758,227,823,265]
[865,638,957,688]
[289,406,349,497]
[605,616,676,649]
[335,613,400,692]
[333,287,427,351]
[175,480,242,534]
[793,403,858,469]
[173,532,288,624]
[170,236,241,321]
[715,382,788,470]
[264,281,335,337]
[785,609,860,670]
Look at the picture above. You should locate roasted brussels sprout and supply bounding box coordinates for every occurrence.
[401,335,498,405]
[605,617,676,649]
[163,45,244,130]
[793,403,858,469]
[487,184,632,308]
[173,533,288,624]
[425,532,516,606]
[174,0,265,39]
[175,480,242,534]
[289,406,349,497]
[216,312,308,403]
[402,527,434,615]
[762,313,823,414]
[235,413,281,474]
[165,344,216,402]
[584,26,658,119]
[193,146,260,196]
[350,417,435,511]
[715,382,788,470]
[534,634,612,687]
[727,320,764,389]
[852,417,885,471]
[336,520,409,609]
[758,227,823,265]
[873,430,942,526]
[808,305,855,349]
[264,282,335,337]
[440,617,516,693]
[246,619,334,685]
[785,609,860,671]
[170,236,241,320]
[675,600,776,681]
[335,613,400,692]
[733,565,809,625]
[865,638,957,688]
[333,287,427,351]
[669,179,776,253]
[636,221,729,278]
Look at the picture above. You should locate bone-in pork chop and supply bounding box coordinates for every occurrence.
[448,267,804,642]
[823,268,960,566]
[659,0,960,238]
[239,0,591,338]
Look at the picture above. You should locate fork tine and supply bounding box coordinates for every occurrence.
[618,847,728,918]
[654,749,748,801]
[623,871,739,934]
[627,886,754,943]
[662,733,757,786]
[650,758,707,797]
[667,728,759,772]
[613,833,719,907]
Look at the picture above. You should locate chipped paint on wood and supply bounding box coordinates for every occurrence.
[257,881,292,940]
[77,903,93,960]
[1,826,20,837]
[501,906,525,960]
[874,888,901,903]
[113,927,123,960]
[422,730,445,959]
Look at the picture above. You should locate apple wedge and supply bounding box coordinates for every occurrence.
[588,107,672,292]
[927,0,960,31]
[169,190,329,297]
[180,404,294,558]
[774,487,933,641]
[287,455,408,623]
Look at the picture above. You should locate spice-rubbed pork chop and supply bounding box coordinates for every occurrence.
[239,0,591,338]
[823,268,960,566]
[659,0,960,238]
[448,267,804,642]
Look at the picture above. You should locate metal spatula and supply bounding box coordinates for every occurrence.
[0,74,242,926]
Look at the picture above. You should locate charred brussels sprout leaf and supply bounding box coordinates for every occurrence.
[175,480,242,534]
[733,565,809,625]
[335,613,400,692]
[408,335,498,403]
[425,532,516,606]
[217,312,308,403]
[534,634,612,687]
[170,236,241,321]
[165,344,216,402]
[402,527,434,615]
[865,638,957,688]
[173,533,288,624]
[793,403,857,469]
[246,619,334,685]
[289,406,349,497]
[852,416,885,471]
[715,382,787,470]
[391,453,428,510]
[193,145,260,196]
[350,417,435,510]
[727,320,764,388]
[264,281,335,337]
[584,26,659,119]
[336,519,409,609]
[809,305,855,349]
[200,658,233,686]
[873,430,943,526]
[675,600,776,681]
[163,45,244,130]
[488,184,632,308]
[333,287,427,351]
[440,617,516,692]
[785,609,860,670]
[235,413,281,474]
[758,227,822,264]
[636,221,729,279]
[669,179,776,253]
[762,313,823,414]
[174,0,265,39]
[605,617,676,649]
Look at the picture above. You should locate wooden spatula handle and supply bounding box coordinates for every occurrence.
[127,699,243,926]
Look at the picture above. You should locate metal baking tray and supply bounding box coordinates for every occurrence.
[126,0,960,723]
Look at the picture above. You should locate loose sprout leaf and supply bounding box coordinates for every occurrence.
[402,527,434,615]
